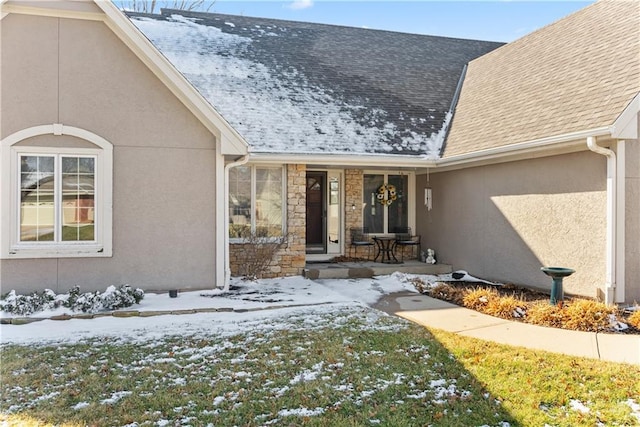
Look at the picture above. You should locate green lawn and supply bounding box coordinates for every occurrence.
[1,306,638,426]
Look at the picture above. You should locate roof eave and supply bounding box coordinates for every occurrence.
[95,1,249,156]
[248,152,437,169]
[435,126,614,172]
[611,92,640,140]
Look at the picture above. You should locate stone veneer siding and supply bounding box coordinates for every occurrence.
[229,164,306,278]
[344,169,368,258]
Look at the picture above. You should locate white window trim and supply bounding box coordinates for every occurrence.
[362,170,416,235]
[1,124,113,259]
[229,164,286,243]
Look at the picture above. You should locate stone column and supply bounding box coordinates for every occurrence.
[229,164,306,278]
[345,169,364,258]
[279,164,307,276]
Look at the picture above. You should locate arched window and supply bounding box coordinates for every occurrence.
[1,125,113,258]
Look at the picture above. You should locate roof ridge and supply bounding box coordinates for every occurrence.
[156,7,504,45]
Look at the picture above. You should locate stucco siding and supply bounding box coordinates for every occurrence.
[1,13,219,293]
[6,1,103,13]
[416,151,607,298]
[626,126,640,303]
[1,14,59,136]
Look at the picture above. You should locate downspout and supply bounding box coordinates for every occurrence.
[586,136,617,304]
[223,155,249,292]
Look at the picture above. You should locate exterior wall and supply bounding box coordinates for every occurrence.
[416,151,608,298]
[229,164,306,277]
[344,169,367,258]
[1,13,219,293]
[626,124,640,303]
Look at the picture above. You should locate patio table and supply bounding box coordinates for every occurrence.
[373,236,401,264]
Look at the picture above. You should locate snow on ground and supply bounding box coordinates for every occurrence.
[0,273,421,345]
[2,273,638,426]
[0,271,504,345]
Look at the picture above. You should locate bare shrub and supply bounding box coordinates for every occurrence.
[462,287,498,311]
[628,309,640,329]
[562,299,616,332]
[409,277,430,294]
[526,301,565,328]
[429,282,466,305]
[484,295,527,319]
[235,232,289,280]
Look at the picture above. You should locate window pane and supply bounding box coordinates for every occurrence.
[229,166,251,238]
[20,156,55,241]
[388,174,408,233]
[62,157,95,241]
[255,167,282,237]
[363,174,384,233]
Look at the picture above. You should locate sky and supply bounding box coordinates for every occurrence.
[191,0,596,42]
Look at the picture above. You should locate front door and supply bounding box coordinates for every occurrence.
[306,172,326,254]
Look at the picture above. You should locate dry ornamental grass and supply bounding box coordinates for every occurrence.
[629,310,640,329]
[421,281,639,334]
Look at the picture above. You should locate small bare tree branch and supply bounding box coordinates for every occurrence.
[120,1,215,14]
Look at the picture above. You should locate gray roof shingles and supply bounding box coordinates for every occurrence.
[128,9,502,156]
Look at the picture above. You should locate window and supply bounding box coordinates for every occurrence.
[20,155,96,243]
[363,173,411,234]
[229,165,284,238]
[1,125,113,259]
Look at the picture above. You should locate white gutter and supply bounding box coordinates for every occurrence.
[586,136,617,304]
[223,155,249,292]
[437,126,612,170]
[249,153,437,168]
[250,126,613,170]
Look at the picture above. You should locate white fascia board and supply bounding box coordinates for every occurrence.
[0,3,104,21]
[2,1,248,155]
[611,93,639,139]
[248,152,437,169]
[435,126,613,171]
[95,1,249,156]
[248,127,616,170]
[220,132,249,156]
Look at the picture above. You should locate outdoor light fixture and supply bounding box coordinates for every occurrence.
[351,203,356,210]
[424,187,432,211]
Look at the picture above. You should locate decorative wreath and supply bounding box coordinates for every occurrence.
[377,184,397,206]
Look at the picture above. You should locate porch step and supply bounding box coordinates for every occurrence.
[304,261,452,280]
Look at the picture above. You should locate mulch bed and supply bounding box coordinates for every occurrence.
[423,280,640,335]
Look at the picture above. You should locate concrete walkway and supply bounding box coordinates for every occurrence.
[374,292,640,365]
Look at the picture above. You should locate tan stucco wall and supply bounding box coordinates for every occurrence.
[416,151,608,298]
[5,1,103,13]
[1,13,219,293]
[626,126,640,303]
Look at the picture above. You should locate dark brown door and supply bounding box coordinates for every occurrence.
[306,172,326,253]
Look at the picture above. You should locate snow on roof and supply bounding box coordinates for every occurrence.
[129,12,500,158]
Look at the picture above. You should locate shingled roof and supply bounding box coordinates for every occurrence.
[128,10,502,157]
[444,0,640,158]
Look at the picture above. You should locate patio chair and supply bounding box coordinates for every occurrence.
[349,227,374,260]
[392,226,421,261]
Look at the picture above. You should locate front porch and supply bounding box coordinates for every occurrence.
[304,260,452,280]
